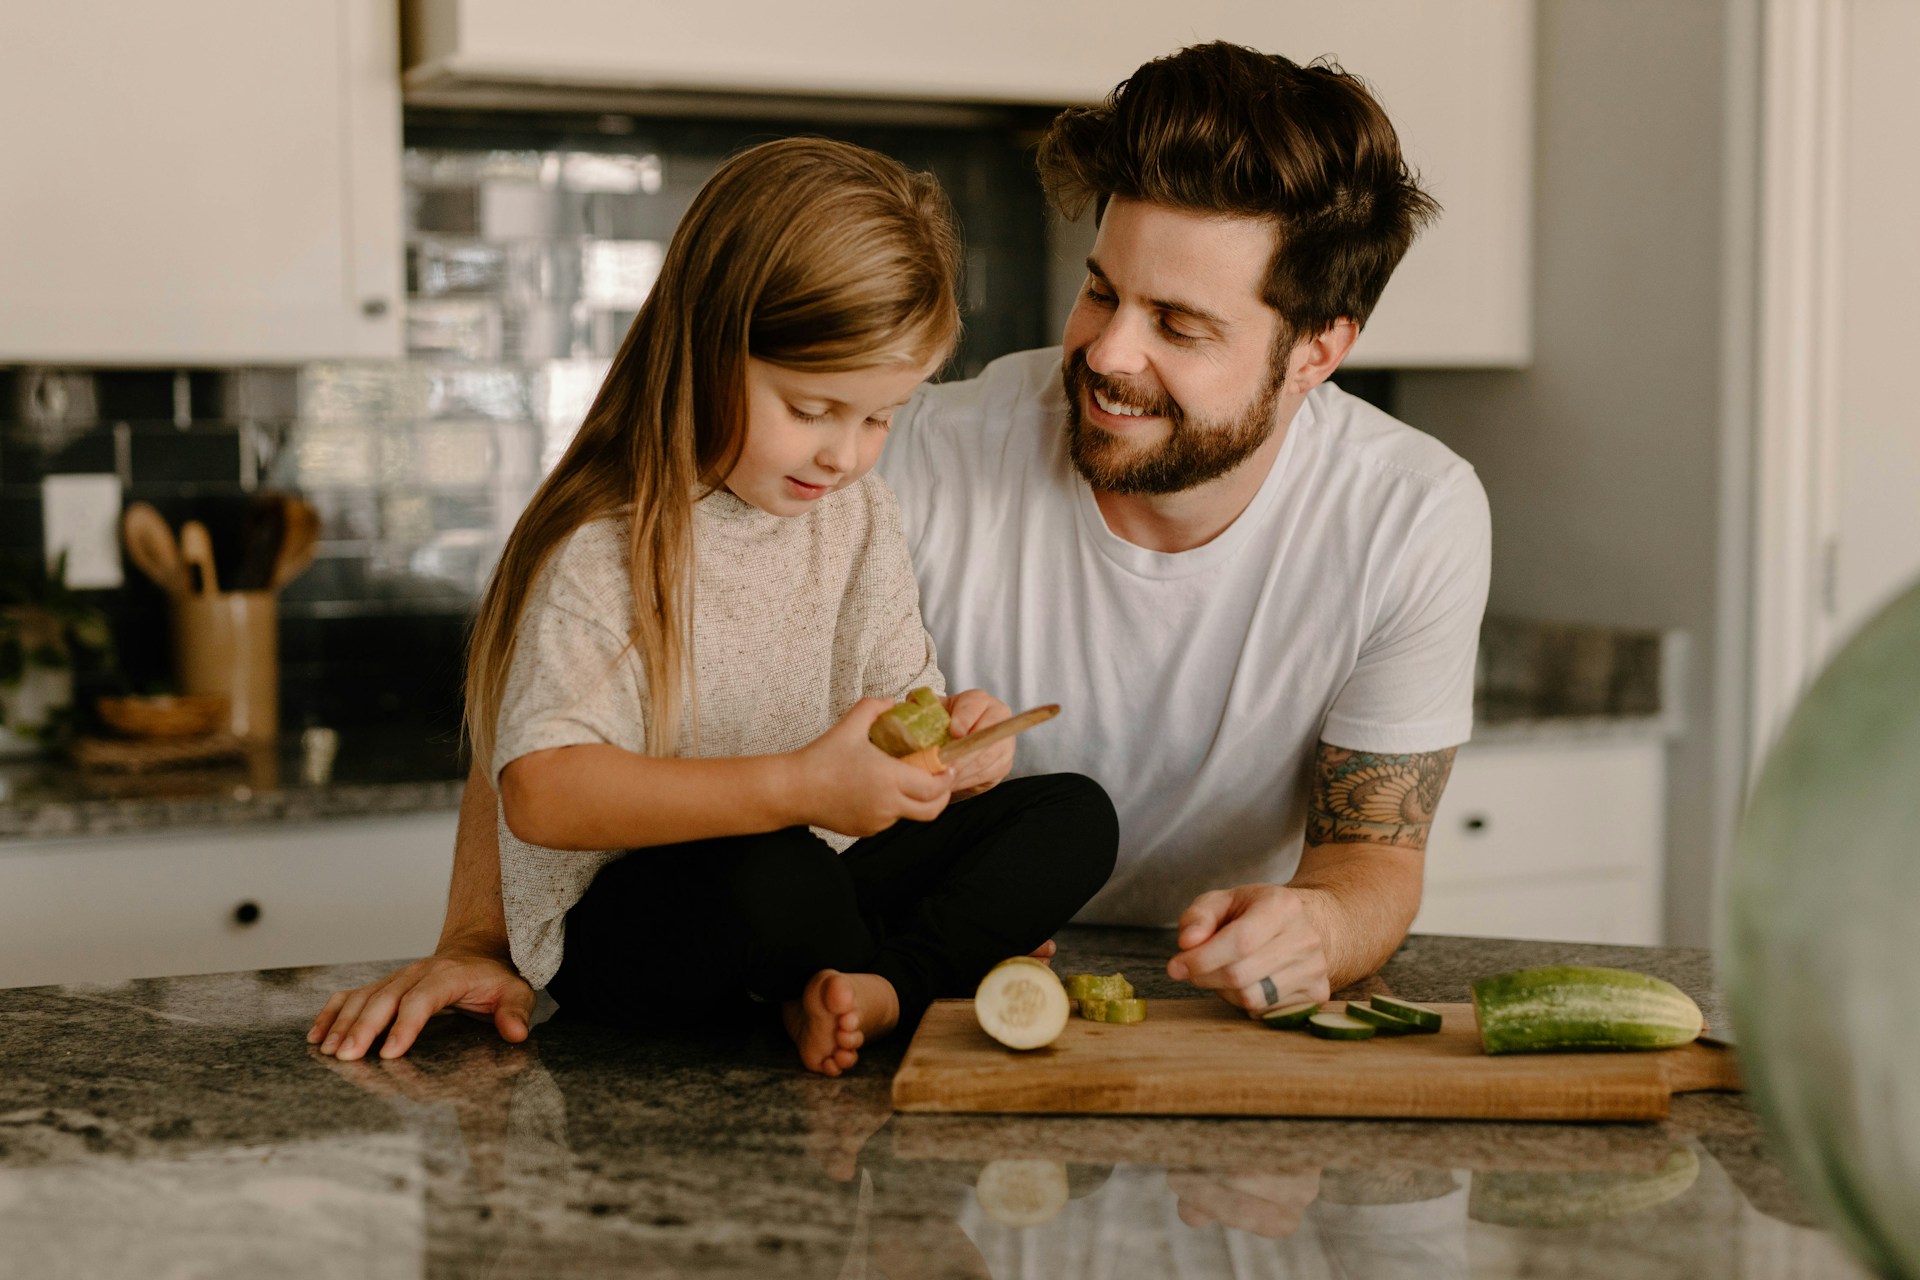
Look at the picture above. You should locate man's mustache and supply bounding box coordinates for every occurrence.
[1065,351,1181,424]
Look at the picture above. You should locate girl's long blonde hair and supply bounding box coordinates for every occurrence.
[465,137,963,769]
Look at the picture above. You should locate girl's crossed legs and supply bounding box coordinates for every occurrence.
[546,772,1117,1073]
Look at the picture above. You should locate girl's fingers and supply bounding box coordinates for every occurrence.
[318,987,377,1055]
[308,989,350,1043]
[334,985,407,1062]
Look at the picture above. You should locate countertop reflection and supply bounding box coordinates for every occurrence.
[0,929,1864,1279]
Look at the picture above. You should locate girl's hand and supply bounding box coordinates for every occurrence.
[795,698,955,836]
[943,689,1016,799]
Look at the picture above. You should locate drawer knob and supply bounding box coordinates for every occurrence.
[233,901,262,926]
[1463,815,1490,834]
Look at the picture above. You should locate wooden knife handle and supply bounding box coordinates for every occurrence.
[902,705,1060,775]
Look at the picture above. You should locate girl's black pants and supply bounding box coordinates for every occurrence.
[545,773,1117,1026]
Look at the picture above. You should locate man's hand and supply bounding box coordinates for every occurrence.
[1167,1168,1323,1238]
[309,950,536,1062]
[942,689,1015,799]
[1165,885,1332,1014]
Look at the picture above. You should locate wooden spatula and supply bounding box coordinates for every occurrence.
[901,704,1060,775]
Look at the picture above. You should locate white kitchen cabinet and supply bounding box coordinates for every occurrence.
[1413,736,1667,945]
[0,1,402,364]
[0,812,455,989]
[404,0,1533,367]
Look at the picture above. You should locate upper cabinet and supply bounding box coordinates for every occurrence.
[404,0,1534,367]
[0,1,402,365]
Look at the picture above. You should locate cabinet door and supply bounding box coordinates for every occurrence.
[407,0,1532,367]
[0,0,401,363]
[0,813,455,989]
[1414,738,1666,944]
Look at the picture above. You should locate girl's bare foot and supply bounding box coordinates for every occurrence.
[782,970,899,1077]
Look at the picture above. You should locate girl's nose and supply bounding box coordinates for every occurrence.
[816,425,859,476]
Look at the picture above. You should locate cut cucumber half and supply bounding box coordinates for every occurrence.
[1369,995,1443,1032]
[1471,966,1705,1055]
[1343,1004,1419,1035]
[975,956,1070,1050]
[1307,1012,1378,1041]
[1259,1001,1321,1030]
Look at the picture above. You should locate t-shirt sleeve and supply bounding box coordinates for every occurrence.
[1320,470,1491,754]
[490,536,647,783]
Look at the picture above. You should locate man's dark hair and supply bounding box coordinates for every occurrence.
[1036,41,1440,340]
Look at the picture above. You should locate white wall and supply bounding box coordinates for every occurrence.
[1393,1,1739,946]
[1831,0,1920,643]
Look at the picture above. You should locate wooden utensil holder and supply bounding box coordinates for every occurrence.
[171,590,278,741]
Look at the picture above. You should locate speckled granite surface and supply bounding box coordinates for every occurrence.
[0,929,1862,1278]
[0,723,464,841]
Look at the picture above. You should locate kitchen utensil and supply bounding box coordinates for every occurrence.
[901,704,1060,774]
[891,998,1741,1121]
[95,693,229,738]
[121,502,186,596]
[178,521,219,596]
[234,494,288,591]
[171,590,277,740]
[268,498,319,590]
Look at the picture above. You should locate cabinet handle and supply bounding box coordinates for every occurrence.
[233,901,262,926]
[1463,815,1490,834]
[360,297,390,318]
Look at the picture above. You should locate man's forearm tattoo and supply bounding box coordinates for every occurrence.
[1306,744,1458,850]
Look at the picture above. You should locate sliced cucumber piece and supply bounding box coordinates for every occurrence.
[1369,995,1443,1032]
[1095,998,1146,1024]
[1307,1012,1378,1041]
[1063,973,1133,1003]
[1259,1001,1321,1030]
[975,956,1070,1050]
[1344,1004,1419,1035]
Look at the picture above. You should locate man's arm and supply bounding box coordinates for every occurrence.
[1167,741,1456,1010]
[310,760,535,1061]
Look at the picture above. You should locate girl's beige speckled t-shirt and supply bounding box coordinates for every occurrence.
[491,476,944,989]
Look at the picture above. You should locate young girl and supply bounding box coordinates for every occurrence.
[468,137,1117,1075]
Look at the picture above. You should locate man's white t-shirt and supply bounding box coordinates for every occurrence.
[879,347,1490,926]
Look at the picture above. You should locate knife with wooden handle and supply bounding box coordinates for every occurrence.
[901,704,1059,775]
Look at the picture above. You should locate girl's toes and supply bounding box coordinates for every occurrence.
[837,1027,863,1050]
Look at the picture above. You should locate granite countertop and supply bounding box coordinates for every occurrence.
[0,929,1863,1278]
[0,722,467,841]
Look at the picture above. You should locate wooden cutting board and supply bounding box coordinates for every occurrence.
[891,999,1741,1122]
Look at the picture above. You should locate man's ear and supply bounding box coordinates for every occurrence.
[1286,319,1359,394]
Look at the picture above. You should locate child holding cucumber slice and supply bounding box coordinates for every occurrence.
[464,138,1118,1076]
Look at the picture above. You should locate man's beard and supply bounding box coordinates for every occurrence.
[1061,348,1286,496]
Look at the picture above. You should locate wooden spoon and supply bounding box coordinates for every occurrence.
[121,502,186,596]
[179,520,219,596]
[269,498,320,591]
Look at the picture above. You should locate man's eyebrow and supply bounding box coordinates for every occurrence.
[1086,258,1231,330]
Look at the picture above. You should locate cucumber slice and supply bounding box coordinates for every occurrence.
[1369,995,1443,1032]
[1259,1001,1321,1030]
[975,956,1070,1050]
[975,1159,1070,1228]
[1095,998,1146,1024]
[1343,1004,1419,1035]
[1307,1012,1378,1041]
[1063,973,1132,1003]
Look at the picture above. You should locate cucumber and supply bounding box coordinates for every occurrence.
[1064,973,1132,1003]
[975,1159,1070,1228]
[870,686,951,757]
[1343,1003,1419,1035]
[1260,1001,1320,1030]
[1307,1013,1377,1041]
[1469,1145,1700,1227]
[1078,997,1146,1024]
[1471,966,1704,1055]
[1369,995,1443,1032]
[975,956,1070,1050]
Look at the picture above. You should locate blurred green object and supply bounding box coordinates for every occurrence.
[1727,576,1920,1279]
[0,551,116,756]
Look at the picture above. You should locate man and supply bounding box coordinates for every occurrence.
[311,41,1488,1061]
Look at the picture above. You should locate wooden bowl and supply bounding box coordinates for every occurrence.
[95,694,230,738]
